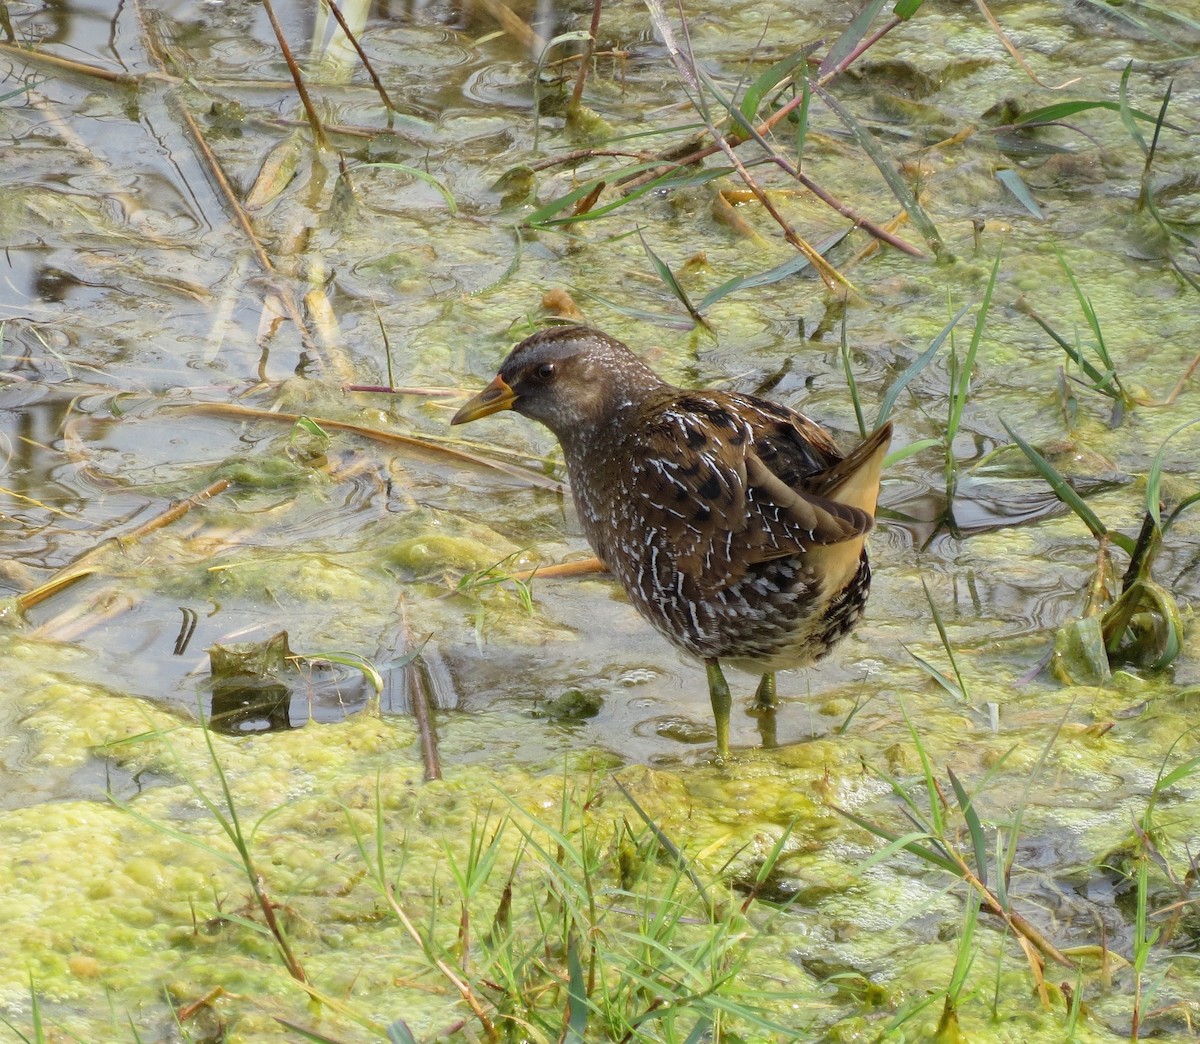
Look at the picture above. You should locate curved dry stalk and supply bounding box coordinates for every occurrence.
[15,477,232,614]
[180,402,565,491]
[973,0,1080,90]
[384,883,499,1041]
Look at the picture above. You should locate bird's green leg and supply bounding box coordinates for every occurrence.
[704,658,731,759]
[754,672,777,709]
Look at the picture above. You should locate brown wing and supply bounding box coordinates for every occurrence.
[631,394,883,596]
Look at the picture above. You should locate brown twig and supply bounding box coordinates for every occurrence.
[131,0,328,368]
[320,0,400,122]
[645,0,854,291]
[570,0,604,108]
[253,872,309,982]
[261,0,329,150]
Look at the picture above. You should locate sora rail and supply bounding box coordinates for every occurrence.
[452,326,891,758]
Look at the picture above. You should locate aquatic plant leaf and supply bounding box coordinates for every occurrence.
[893,0,925,17]
[1050,615,1111,686]
[994,168,1044,220]
[1103,579,1184,671]
[246,133,304,210]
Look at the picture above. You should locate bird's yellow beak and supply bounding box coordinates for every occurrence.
[451,375,517,425]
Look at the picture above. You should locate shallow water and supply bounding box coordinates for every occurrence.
[2,0,1200,1039]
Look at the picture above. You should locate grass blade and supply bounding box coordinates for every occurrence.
[947,766,988,891]
[739,48,815,122]
[876,302,970,426]
[811,82,943,252]
[994,168,1044,220]
[1145,418,1200,530]
[1000,419,1135,553]
[355,162,457,213]
[818,0,889,78]
[564,933,590,1043]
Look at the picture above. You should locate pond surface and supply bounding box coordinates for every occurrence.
[2,0,1199,1040]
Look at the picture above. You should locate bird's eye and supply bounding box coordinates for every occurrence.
[534,362,556,381]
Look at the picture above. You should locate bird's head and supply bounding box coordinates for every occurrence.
[451,326,663,439]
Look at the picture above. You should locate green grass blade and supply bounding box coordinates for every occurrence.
[884,438,941,466]
[994,168,1044,220]
[531,165,733,228]
[1156,753,1200,793]
[947,249,1001,444]
[947,767,987,891]
[305,650,386,694]
[1145,417,1200,530]
[1053,246,1116,375]
[901,704,945,835]
[841,316,867,438]
[835,808,960,875]
[1022,307,1114,392]
[876,302,970,426]
[739,48,814,122]
[1014,98,1175,129]
[639,229,704,323]
[903,643,964,700]
[563,932,589,1043]
[571,287,696,328]
[1000,419,1136,553]
[1118,61,1148,156]
[697,229,851,311]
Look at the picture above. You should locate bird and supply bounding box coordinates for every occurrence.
[451,325,892,758]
